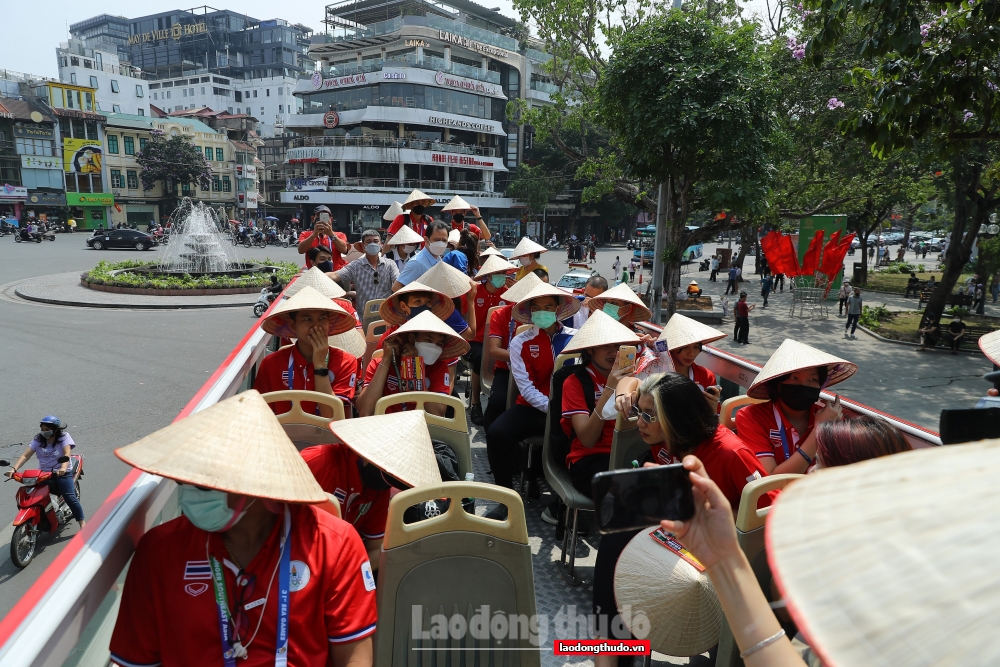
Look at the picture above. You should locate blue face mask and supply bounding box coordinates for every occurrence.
[490,274,507,288]
[602,303,622,320]
[531,310,558,328]
[178,486,251,532]
[408,304,431,319]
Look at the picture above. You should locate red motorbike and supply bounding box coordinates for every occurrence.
[0,454,84,568]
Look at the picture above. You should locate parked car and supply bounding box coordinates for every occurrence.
[556,267,598,293]
[500,248,515,260]
[86,229,159,251]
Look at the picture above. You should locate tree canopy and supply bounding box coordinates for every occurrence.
[136,130,213,194]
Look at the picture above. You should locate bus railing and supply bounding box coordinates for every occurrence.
[0,319,941,666]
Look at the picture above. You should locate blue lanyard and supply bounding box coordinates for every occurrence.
[772,404,792,460]
[287,352,322,416]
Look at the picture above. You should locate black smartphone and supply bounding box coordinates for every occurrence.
[592,464,695,534]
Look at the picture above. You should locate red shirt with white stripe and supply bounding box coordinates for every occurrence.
[387,214,430,238]
[363,355,457,412]
[254,345,358,415]
[681,362,717,392]
[302,443,389,541]
[473,286,506,343]
[508,324,577,411]
[562,366,615,465]
[488,304,515,371]
[109,504,377,667]
[735,400,821,465]
[298,230,348,270]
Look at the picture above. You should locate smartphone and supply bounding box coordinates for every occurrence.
[592,464,695,534]
[617,345,637,370]
[318,212,330,224]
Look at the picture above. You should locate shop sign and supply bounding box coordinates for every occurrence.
[405,39,427,47]
[437,31,510,59]
[128,21,206,45]
[427,115,495,132]
[287,147,329,162]
[1,184,28,198]
[323,110,340,129]
[21,155,61,170]
[434,71,500,96]
[28,191,66,206]
[14,125,54,140]
[311,72,368,90]
[286,176,328,192]
[362,204,381,209]
[431,153,494,167]
[383,71,406,80]
[238,191,259,209]
[235,164,258,179]
[63,138,103,173]
[66,192,114,206]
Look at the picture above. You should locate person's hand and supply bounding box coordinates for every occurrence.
[467,281,479,299]
[703,385,721,412]
[382,336,401,360]
[988,388,999,397]
[636,333,656,349]
[815,395,842,424]
[4,469,15,479]
[615,386,639,416]
[659,456,741,571]
[470,205,481,219]
[606,362,635,392]
[306,326,329,368]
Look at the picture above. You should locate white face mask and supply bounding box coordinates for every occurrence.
[428,241,448,257]
[365,243,381,256]
[519,257,532,267]
[401,244,416,254]
[414,341,443,365]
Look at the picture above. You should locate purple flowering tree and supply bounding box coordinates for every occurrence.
[135,129,213,209]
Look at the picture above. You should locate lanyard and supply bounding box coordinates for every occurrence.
[211,507,292,667]
[288,352,323,416]
[772,404,797,461]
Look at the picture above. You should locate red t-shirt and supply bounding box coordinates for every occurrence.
[562,367,615,465]
[109,504,377,667]
[673,362,716,392]
[654,424,776,510]
[735,400,821,465]
[451,221,482,237]
[735,300,750,317]
[363,355,457,412]
[254,345,358,414]
[387,214,431,238]
[299,230,348,270]
[488,304,515,371]
[473,285,507,343]
[302,443,390,540]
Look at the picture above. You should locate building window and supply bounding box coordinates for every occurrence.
[216,147,224,161]
[194,145,200,155]
[113,104,122,113]
[278,87,283,95]
[124,136,135,155]
[202,87,206,95]
[15,138,55,156]
[70,57,79,66]
[107,135,119,154]
[183,89,187,97]
[181,182,191,195]
[153,93,157,100]
[213,176,221,191]
[205,147,212,160]
[253,90,257,98]
[166,91,171,99]
[139,137,148,151]
[266,89,270,97]
[222,176,232,192]
[136,85,144,97]
[110,169,123,188]
[278,104,283,113]
[127,170,138,189]
[90,76,99,89]
[111,80,119,93]
[70,73,77,84]
[137,108,144,116]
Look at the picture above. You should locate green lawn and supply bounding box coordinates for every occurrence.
[870,310,997,345]
[864,271,974,294]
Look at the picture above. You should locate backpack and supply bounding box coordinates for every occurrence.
[402,439,468,524]
[547,364,597,467]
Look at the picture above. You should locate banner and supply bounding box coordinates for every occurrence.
[63,138,103,174]
[799,215,848,296]
[286,176,328,192]
[800,230,825,276]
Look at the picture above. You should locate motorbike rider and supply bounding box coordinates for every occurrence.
[5,416,85,529]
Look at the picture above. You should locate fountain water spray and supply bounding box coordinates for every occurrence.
[156,198,245,274]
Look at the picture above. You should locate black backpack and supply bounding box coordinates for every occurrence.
[547,364,597,467]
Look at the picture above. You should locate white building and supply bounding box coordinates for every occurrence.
[56,40,150,116]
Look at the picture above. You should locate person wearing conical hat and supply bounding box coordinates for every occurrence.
[482,271,548,431]
[108,392,377,667]
[585,282,653,327]
[465,254,517,425]
[357,311,470,418]
[416,260,478,340]
[254,286,361,418]
[736,339,857,475]
[386,188,435,239]
[285,265,362,334]
[441,195,491,241]
[510,236,548,282]
[384,221,422,271]
[297,204,349,270]
[485,282,580,491]
[391,219,452,291]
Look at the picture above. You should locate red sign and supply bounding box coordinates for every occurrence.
[431,153,493,167]
[323,111,340,129]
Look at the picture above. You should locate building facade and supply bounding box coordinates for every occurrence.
[56,40,151,116]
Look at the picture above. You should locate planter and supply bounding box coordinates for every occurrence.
[80,277,260,296]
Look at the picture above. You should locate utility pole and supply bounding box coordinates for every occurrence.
[650,181,666,325]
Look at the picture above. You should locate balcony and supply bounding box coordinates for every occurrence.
[323,177,501,196]
[289,134,497,157]
[530,80,560,95]
[318,54,500,85]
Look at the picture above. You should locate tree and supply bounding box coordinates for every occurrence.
[803,0,1000,324]
[506,162,564,224]
[136,129,212,206]
[595,9,774,315]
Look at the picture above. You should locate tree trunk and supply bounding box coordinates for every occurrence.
[857,228,872,286]
[901,211,915,249]
[734,225,756,277]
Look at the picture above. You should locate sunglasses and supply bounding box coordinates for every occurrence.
[372,267,379,285]
[230,571,257,639]
[629,405,658,424]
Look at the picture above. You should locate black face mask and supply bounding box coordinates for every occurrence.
[358,460,408,491]
[316,260,334,273]
[778,384,822,411]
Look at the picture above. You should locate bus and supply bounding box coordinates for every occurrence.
[0,291,943,667]
[632,225,704,266]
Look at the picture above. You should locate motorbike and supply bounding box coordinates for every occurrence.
[253,287,279,318]
[40,228,56,242]
[698,258,711,271]
[0,454,84,568]
[245,229,267,249]
[15,228,42,243]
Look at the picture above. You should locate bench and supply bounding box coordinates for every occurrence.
[918,289,974,308]
[923,324,993,351]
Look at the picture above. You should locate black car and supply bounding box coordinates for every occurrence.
[86,229,159,251]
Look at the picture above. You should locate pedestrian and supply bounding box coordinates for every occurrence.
[327,229,399,313]
[896,246,906,262]
[733,291,754,344]
[612,256,621,282]
[589,243,596,263]
[837,279,852,316]
[725,265,738,295]
[948,314,967,354]
[775,272,785,292]
[761,274,773,308]
[921,244,928,259]
[991,276,999,303]
[629,256,639,281]
[845,287,863,338]
[869,245,876,262]
[710,255,720,282]
[975,283,986,315]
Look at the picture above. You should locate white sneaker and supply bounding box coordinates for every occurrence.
[541,506,558,525]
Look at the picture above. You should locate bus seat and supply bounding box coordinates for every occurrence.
[609,411,647,471]
[515,324,531,336]
[479,305,504,395]
[318,492,342,519]
[364,319,390,369]
[375,482,541,667]
[362,299,385,332]
[260,390,345,450]
[715,474,803,667]
[720,395,767,432]
[371,349,383,362]
[374,392,473,479]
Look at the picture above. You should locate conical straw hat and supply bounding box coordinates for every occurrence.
[447,228,461,245]
[402,189,435,210]
[614,529,723,656]
[263,285,357,339]
[511,282,581,324]
[511,236,547,258]
[766,439,1000,667]
[329,410,442,488]
[441,195,472,212]
[115,391,326,503]
[587,282,652,324]
[660,313,726,352]
[385,223,423,247]
[418,260,473,298]
[979,329,1000,366]
[329,327,366,358]
[501,271,543,303]
[473,253,517,280]
[479,246,503,258]
[383,200,404,221]
[379,280,455,326]
[283,266,347,299]
[384,310,470,358]
[746,339,857,399]
[562,309,640,354]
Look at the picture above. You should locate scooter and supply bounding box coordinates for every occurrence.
[15,228,41,243]
[253,286,278,317]
[40,228,56,242]
[0,454,84,568]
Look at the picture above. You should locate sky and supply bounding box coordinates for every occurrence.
[0,0,772,79]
